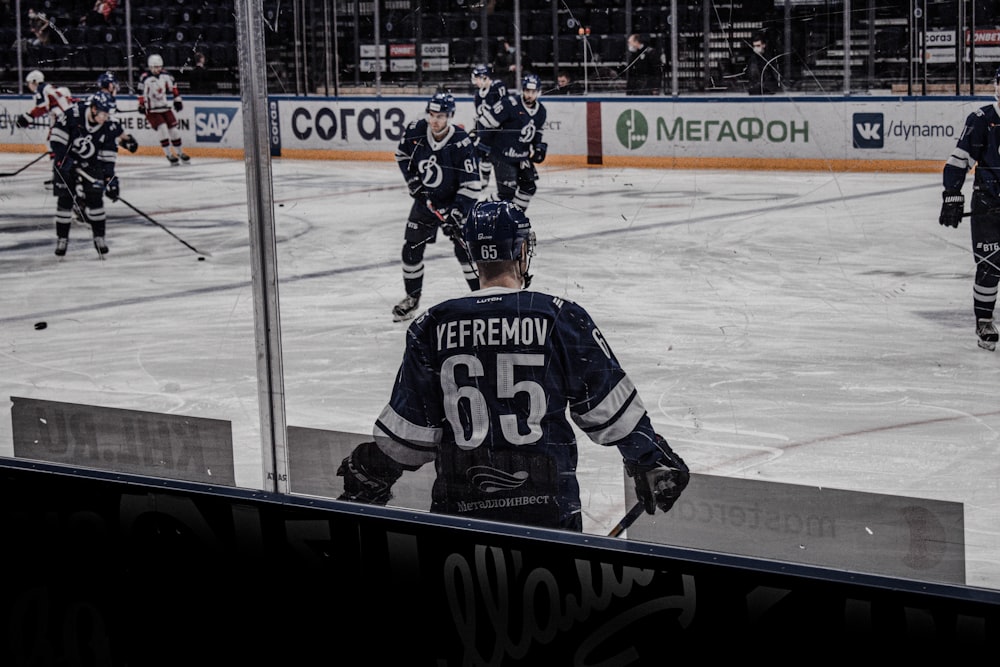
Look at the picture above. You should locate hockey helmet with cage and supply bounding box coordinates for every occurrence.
[97,70,118,93]
[465,200,535,263]
[26,70,44,85]
[426,92,456,117]
[521,73,542,92]
[148,54,164,69]
[90,91,116,114]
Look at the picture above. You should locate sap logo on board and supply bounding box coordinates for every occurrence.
[195,107,239,143]
[852,112,884,149]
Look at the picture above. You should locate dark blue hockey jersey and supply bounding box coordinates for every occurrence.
[943,102,1000,201]
[477,94,547,163]
[372,286,671,529]
[473,80,508,133]
[395,119,481,214]
[50,100,122,180]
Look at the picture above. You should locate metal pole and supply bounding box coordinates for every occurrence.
[671,0,678,96]
[333,0,340,95]
[704,0,712,88]
[843,0,851,93]
[324,0,332,95]
[234,0,289,495]
[784,0,792,84]
[513,0,521,91]
[15,0,23,93]
[125,0,134,92]
[374,0,382,95]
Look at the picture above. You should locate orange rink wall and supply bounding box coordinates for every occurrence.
[0,141,945,173]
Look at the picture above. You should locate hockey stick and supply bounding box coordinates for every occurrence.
[75,169,212,257]
[0,151,50,177]
[607,501,645,537]
[115,196,212,257]
[427,201,479,279]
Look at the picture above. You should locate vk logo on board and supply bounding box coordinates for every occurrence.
[852,113,884,149]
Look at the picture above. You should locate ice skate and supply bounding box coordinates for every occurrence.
[179,152,190,162]
[54,237,68,256]
[167,154,180,165]
[977,318,997,351]
[93,236,109,255]
[392,295,420,322]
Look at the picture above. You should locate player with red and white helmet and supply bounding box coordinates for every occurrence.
[15,70,75,131]
[138,54,189,164]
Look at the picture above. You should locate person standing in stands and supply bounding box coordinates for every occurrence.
[745,31,782,95]
[622,33,661,96]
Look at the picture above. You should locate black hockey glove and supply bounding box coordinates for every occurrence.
[337,441,407,505]
[15,113,31,129]
[173,98,183,112]
[625,436,690,515]
[406,175,425,199]
[530,142,547,164]
[441,208,465,240]
[104,175,120,201]
[137,102,146,115]
[939,189,964,227]
[120,134,138,153]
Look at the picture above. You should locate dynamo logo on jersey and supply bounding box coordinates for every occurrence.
[616,110,649,150]
[852,113,884,149]
[194,107,239,143]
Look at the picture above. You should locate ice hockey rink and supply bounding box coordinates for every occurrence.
[3,151,1000,590]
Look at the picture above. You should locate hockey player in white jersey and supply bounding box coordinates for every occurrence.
[138,54,189,164]
[338,200,689,531]
[15,69,75,130]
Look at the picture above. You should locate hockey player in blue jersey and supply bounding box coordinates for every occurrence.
[476,73,548,211]
[49,91,123,256]
[391,92,484,322]
[93,71,139,154]
[338,200,689,531]
[470,64,506,188]
[940,66,1000,351]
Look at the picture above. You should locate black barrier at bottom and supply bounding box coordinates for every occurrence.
[0,457,997,666]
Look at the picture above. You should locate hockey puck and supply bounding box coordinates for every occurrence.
[34,321,47,330]
[198,257,205,261]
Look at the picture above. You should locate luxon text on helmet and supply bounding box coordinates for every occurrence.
[426,92,456,116]
[464,201,534,262]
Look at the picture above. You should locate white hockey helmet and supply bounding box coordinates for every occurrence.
[26,70,45,85]
[148,54,164,69]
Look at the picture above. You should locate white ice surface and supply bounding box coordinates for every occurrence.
[3,153,998,589]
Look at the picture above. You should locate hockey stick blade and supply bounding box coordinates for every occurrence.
[0,151,49,178]
[74,168,211,257]
[608,501,646,538]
